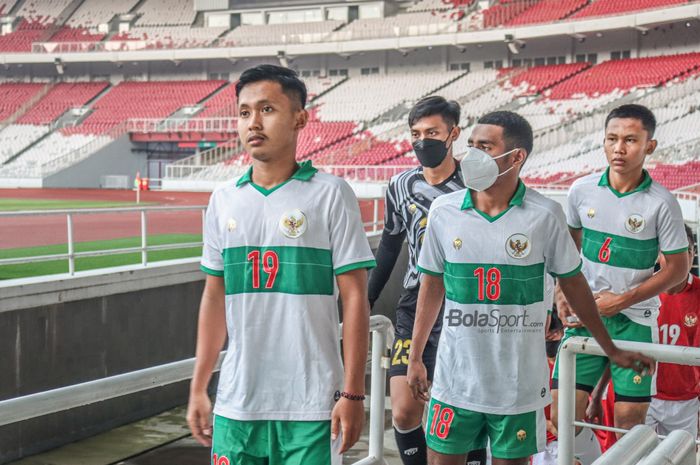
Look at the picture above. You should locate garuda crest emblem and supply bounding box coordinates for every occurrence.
[279,209,307,238]
[506,234,531,259]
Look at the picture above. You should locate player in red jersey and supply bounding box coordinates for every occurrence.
[647,224,699,437]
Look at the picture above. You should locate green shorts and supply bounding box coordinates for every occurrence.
[425,398,546,459]
[552,313,656,399]
[211,415,341,465]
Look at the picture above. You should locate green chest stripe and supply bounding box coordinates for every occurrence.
[222,246,333,295]
[444,261,545,305]
[581,228,658,270]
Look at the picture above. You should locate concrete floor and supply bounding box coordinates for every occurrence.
[9,405,403,465]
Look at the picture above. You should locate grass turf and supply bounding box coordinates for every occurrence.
[0,198,153,212]
[0,234,202,280]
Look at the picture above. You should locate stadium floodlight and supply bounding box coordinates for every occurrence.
[571,33,586,43]
[277,50,288,68]
[54,57,64,75]
[504,34,525,55]
[634,26,649,35]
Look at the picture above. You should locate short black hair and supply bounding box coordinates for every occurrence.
[685,224,695,247]
[408,96,461,128]
[235,64,307,109]
[605,104,656,138]
[477,111,533,155]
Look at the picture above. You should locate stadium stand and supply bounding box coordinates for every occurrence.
[49,27,105,42]
[330,11,460,41]
[114,25,227,49]
[0,83,45,120]
[571,0,689,18]
[130,0,197,26]
[482,0,540,28]
[61,80,225,134]
[0,20,49,52]
[220,21,343,47]
[64,0,140,30]
[506,0,589,25]
[504,62,591,96]
[15,0,73,24]
[0,124,49,164]
[314,70,463,122]
[18,82,109,124]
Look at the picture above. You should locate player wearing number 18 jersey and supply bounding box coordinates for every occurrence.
[407,111,653,465]
[187,65,376,465]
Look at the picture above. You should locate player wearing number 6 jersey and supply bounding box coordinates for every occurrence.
[407,111,654,465]
[186,65,376,465]
[551,104,689,443]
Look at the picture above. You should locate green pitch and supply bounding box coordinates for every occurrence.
[0,198,153,212]
[0,234,202,280]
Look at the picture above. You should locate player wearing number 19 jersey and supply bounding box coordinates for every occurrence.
[187,65,375,465]
[647,224,700,437]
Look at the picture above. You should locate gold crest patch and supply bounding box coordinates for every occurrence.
[587,208,595,219]
[506,234,530,259]
[227,218,237,232]
[633,375,642,385]
[625,214,645,234]
[517,429,527,441]
[408,204,417,214]
[684,313,697,327]
[279,209,307,238]
[453,238,462,250]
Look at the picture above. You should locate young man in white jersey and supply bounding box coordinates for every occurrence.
[551,104,689,441]
[406,111,654,465]
[186,65,376,464]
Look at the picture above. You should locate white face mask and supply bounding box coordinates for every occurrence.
[459,146,519,192]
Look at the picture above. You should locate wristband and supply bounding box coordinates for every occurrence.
[334,390,365,401]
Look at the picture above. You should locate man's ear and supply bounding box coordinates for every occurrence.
[295,109,309,131]
[513,148,528,167]
[647,139,657,156]
[451,126,461,142]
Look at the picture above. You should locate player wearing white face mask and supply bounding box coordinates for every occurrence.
[407,110,654,465]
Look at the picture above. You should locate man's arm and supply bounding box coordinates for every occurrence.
[407,273,445,402]
[332,268,370,453]
[556,228,584,328]
[558,272,655,373]
[367,229,406,307]
[187,275,228,447]
[596,253,688,316]
[587,365,611,424]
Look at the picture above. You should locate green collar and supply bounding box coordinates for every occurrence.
[460,180,526,223]
[236,160,318,195]
[598,168,652,198]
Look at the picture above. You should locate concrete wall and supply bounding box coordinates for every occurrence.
[44,134,146,189]
[0,237,407,464]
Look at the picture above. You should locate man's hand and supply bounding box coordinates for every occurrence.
[556,287,583,328]
[594,291,625,317]
[186,390,213,447]
[586,396,604,424]
[608,348,656,376]
[331,397,365,454]
[406,359,430,402]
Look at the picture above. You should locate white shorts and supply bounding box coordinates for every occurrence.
[531,441,557,465]
[645,397,699,438]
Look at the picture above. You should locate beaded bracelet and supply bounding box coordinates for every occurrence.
[335,390,366,401]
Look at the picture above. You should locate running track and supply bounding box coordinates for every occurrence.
[0,189,382,249]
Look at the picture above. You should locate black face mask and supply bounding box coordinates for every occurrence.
[413,130,454,168]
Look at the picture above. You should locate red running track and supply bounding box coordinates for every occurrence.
[0,189,383,249]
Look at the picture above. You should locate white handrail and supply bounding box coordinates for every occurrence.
[557,337,700,465]
[0,315,394,465]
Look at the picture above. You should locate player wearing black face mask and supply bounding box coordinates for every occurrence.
[412,128,456,168]
[368,96,486,465]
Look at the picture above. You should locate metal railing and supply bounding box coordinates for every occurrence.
[0,314,394,465]
[127,117,238,134]
[0,205,207,276]
[557,337,700,465]
[0,199,385,277]
[318,165,416,181]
